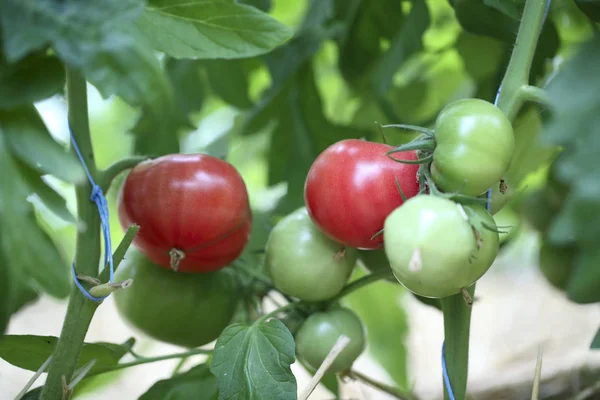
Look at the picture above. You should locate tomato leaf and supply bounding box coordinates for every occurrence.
[538,36,600,304]
[335,0,404,87]
[0,51,65,110]
[370,0,430,96]
[203,59,253,109]
[132,58,206,156]
[575,0,600,22]
[342,268,410,390]
[137,0,293,60]
[139,363,219,400]
[210,319,297,400]
[1,107,85,184]
[0,335,135,374]
[238,0,272,12]
[0,0,171,114]
[0,135,71,299]
[0,243,16,336]
[14,159,76,223]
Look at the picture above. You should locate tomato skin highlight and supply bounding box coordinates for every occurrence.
[304,139,420,250]
[265,207,357,302]
[295,307,366,374]
[384,195,498,298]
[117,153,252,273]
[113,249,239,348]
[432,99,515,196]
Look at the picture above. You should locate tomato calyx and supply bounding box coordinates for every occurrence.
[169,248,186,271]
[460,288,473,306]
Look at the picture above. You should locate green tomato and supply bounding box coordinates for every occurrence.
[431,98,515,196]
[114,248,239,348]
[539,241,575,290]
[383,195,497,298]
[295,307,366,374]
[265,207,357,302]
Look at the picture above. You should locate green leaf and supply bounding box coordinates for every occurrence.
[203,60,253,109]
[336,0,404,86]
[0,335,135,374]
[537,36,600,304]
[0,52,65,110]
[132,58,206,156]
[591,325,600,349]
[137,0,293,60]
[15,159,76,223]
[342,268,410,389]
[21,386,43,400]
[139,363,219,399]
[210,319,297,400]
[1,107,85,184]
[1,0,172,114]
[575,0,600,22]
[483,0,524,19]
[0,243,16,336]
[370,0,430,96]
[0,136,71,298]
[238,0,272,12]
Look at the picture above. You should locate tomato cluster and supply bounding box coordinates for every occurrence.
[113,97,514,374]
[114,153,252,347]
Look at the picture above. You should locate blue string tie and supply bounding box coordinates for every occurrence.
[441,342,456,400]
[68,121,114,302]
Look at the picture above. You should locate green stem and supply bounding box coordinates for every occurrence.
[41,69,102,400]
[440,285,475,400]
[88,348,213,377]
[350,370,417,400]
[97,224,140,282]
[99,156,149,192]
[329,268,394,304]
[495,0,550,121]
[519,85,551,109]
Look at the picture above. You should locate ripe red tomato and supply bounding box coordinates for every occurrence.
[304,139,420,249]
[118,153,252,273]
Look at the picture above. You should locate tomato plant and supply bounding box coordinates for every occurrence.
[265,207,357,302]
[295,306,366,374]
[113,248,240,348]
[304,139,420,250]
[118,153,252,272]
[431,99,515,197]
[3,0,599,399]
[383,195,498,298]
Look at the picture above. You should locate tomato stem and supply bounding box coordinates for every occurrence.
[99,155,149,192]
[495,0,550,121]
[440,285,475,400]
[41,68,103,400]
[328,268,395,304]
[348,370,417,400]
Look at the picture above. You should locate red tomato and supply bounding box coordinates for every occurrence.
[117,154,252,273]
[304,139,420,249]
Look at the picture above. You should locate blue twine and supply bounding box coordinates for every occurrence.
[441,342,456,400]
[68,121,114,302]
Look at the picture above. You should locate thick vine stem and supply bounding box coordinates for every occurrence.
[495,0,550,121]
[441,285,475,400]
[41,69,102,400]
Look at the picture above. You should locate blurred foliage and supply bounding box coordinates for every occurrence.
[0,0,599,395]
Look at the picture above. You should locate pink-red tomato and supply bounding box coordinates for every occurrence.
[118,154,252,273]
[304,139,420,249]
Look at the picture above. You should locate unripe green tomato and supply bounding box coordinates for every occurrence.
[114,249,239,348]
[383,195,497,298]
[265,207,357,302]
[295,307,366,374]
[539,241,575,290]
[431,98,515,196]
